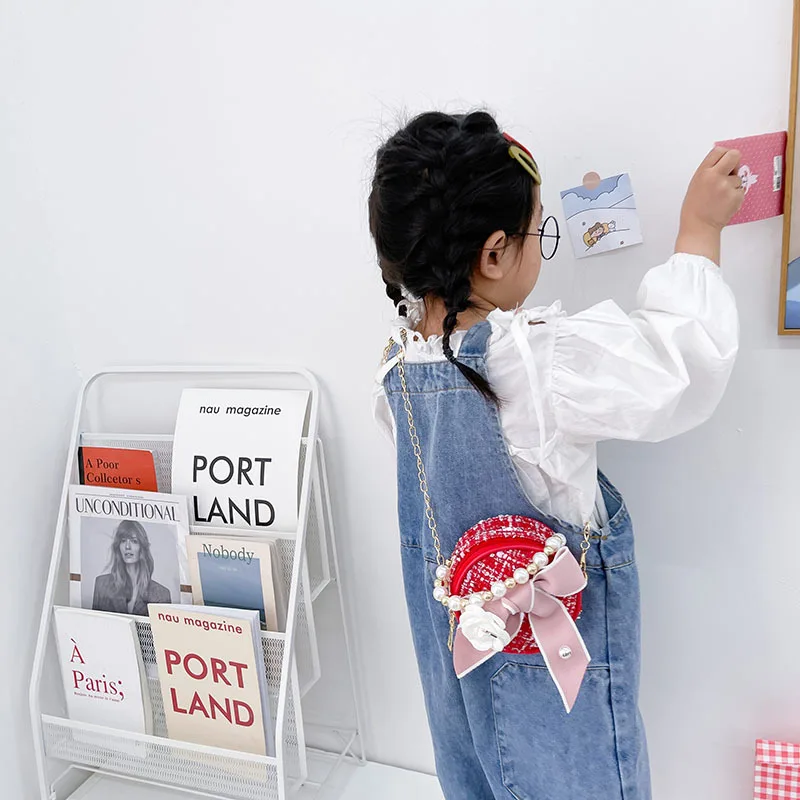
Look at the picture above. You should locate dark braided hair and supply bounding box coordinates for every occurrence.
[368,110,536,401]
[382,276,408,318]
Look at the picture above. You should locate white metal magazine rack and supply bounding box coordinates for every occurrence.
[29,367,364,800]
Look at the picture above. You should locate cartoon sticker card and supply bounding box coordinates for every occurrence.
[560,173,643,259]
[715,132,787,225]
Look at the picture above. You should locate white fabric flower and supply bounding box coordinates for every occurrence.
[458,605,511,653]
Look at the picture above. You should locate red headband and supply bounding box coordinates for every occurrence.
[503,132,534,159]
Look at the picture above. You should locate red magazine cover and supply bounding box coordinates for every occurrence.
[78,447,158,492]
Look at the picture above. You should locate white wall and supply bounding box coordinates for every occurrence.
[0,5,81,795]
[4,0,799,798]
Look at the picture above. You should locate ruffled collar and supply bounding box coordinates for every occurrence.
[388,299,562,357]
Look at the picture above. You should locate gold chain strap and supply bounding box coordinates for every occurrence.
[394,330,456,647]
[395,329,447,568]
[580,522,591,579]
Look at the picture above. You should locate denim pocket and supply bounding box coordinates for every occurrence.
[490,663,623,800]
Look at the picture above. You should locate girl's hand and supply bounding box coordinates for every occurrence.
[675,147,744,265]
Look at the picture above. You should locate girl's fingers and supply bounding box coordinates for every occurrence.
[728,175,744,190]
[700,146,729,169]
[715,149,742,176]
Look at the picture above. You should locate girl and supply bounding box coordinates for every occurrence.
[369,111,740,800]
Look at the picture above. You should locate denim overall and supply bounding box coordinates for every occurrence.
[384,322,651,800]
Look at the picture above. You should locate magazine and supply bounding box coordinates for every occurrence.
[149,604,274,756]
[78,446,159,492]
[186,535,285,631]
[171,389,309,532]
[69,486,191,616]
[53,606,153,734]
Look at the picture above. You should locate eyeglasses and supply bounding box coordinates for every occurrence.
[515,215,561,261]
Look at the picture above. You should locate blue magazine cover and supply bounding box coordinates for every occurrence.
[187,536,281,631]
[197,552,267,627]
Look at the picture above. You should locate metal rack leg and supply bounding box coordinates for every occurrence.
[315,440,367,765]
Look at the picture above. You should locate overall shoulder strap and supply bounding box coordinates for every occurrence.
[458,320,492,359]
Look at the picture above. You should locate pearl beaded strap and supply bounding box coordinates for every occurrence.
[433,532,568,611]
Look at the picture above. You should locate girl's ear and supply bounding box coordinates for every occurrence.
[478,229,509,281]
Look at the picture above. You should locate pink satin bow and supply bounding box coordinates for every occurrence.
[452,547,590,712]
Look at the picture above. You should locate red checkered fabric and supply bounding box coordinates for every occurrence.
[755,740,800,799]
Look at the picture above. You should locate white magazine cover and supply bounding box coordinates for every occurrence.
[53,606,153,733]
[172,389,309,533]
[69,486,191,615]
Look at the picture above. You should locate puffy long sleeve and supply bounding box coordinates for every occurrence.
[551,253,739,444]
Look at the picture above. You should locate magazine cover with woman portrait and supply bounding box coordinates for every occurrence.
[69,486,191,616]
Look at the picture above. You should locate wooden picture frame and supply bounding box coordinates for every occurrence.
[779,0,800,333]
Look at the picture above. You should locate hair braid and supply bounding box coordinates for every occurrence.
[440,276,497,401]
[383,277,408,317]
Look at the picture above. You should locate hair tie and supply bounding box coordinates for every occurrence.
[502,132,542,185]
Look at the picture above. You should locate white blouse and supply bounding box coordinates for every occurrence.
[373,253,739,527]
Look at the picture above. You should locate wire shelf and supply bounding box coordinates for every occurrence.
[30,368,361,800]
[42,715,281,800]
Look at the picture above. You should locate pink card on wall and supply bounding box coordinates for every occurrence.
[715,131,787,225]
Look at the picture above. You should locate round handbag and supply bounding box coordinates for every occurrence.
[448,514,582,654]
